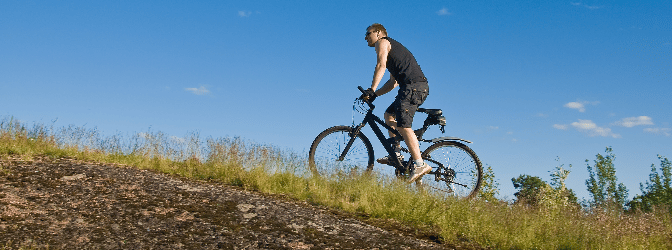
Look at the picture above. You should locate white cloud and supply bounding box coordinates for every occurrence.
[644,128,671,137]
[563,100,599,112]
[437,7,451,16]
[571,119,621,138]
[571,2,603,9]
[572,119,596,130]
[185,86,210,95]
[553,124,568,130]
[564,101,586,112]
[238,11,251,17]
[613,116,654,128]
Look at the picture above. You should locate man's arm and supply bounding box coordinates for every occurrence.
[374,75,398,96]
[371,38,391,91]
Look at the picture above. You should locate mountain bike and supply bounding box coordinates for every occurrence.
[308,86,483,199]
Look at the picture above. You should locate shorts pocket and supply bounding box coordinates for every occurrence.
[399,89,413,101]
[410,89,428,105]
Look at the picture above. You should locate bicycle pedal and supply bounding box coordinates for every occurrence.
[376,155,405,165]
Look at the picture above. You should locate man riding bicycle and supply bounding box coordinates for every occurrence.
[360,23,431,183]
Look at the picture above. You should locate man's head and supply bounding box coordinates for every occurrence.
[365,23,388,47]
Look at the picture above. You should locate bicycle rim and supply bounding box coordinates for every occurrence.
[420,141,482,199]
[308,126,374,178]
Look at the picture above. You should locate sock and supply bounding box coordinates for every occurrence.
[414,159,424,166]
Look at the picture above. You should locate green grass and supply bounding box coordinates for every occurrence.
[2,115,671,249]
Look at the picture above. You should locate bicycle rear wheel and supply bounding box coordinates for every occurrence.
[419,141,482,199]
[308,126,374,177]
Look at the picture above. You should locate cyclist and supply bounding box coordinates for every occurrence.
[360,23,431,183]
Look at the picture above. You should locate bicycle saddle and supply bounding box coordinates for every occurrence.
[417,108,442,116]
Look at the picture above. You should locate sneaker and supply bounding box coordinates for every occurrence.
[408,162,432,183]
[376,152,404,165]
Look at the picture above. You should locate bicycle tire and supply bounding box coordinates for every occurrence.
[308,126,375,177]
[419,141,482,199]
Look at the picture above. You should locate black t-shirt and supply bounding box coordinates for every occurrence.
[381,37,427,85]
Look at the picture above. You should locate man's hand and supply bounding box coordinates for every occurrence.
[359,88,377,103]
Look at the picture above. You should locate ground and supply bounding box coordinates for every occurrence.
[0,156,471,249]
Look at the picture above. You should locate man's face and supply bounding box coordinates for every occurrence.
[365,29,378,47]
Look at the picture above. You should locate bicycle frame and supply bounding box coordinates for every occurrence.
[347,100,454,178]
[308,87,483,198]
[345,101,409,173]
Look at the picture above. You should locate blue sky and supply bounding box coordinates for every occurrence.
[1,0,670,201]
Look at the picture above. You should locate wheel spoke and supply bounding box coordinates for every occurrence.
[309,126,374,177]
[420,141,482,199]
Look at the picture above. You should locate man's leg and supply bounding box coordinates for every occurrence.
[384,112,397,139]
[376,112,404,165]
[384,113,421,163]
[391,84,430,182]
[403,125,431,182]
[398,127,421,161]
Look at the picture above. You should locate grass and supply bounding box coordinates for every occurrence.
[2,115,671,249]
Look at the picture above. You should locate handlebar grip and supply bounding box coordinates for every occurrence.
[358,86,366,94]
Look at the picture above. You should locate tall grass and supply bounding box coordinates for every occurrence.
[1,115,671,249]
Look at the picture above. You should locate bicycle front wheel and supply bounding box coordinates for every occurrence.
[420,141,482,199]
[308,126,374,177]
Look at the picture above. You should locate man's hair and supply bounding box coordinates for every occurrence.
[367,23,388,36]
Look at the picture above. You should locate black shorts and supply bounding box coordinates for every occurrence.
[385,82,429,128]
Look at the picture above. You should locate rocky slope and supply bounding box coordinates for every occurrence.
[0,156,462,249]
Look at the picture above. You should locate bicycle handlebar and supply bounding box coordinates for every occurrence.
[356,86,375,108]
[357,86,366,94]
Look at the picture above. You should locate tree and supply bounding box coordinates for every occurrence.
[585,147,629,210]
[512,162,578,208]
[627,155,672,213]
[478,165,500,202]
[512,174,547,206]
[547,161,579,207]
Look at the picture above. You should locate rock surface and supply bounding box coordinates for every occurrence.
[0,157,457,249]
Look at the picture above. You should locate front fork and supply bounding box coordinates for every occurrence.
[338,122,366,161]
